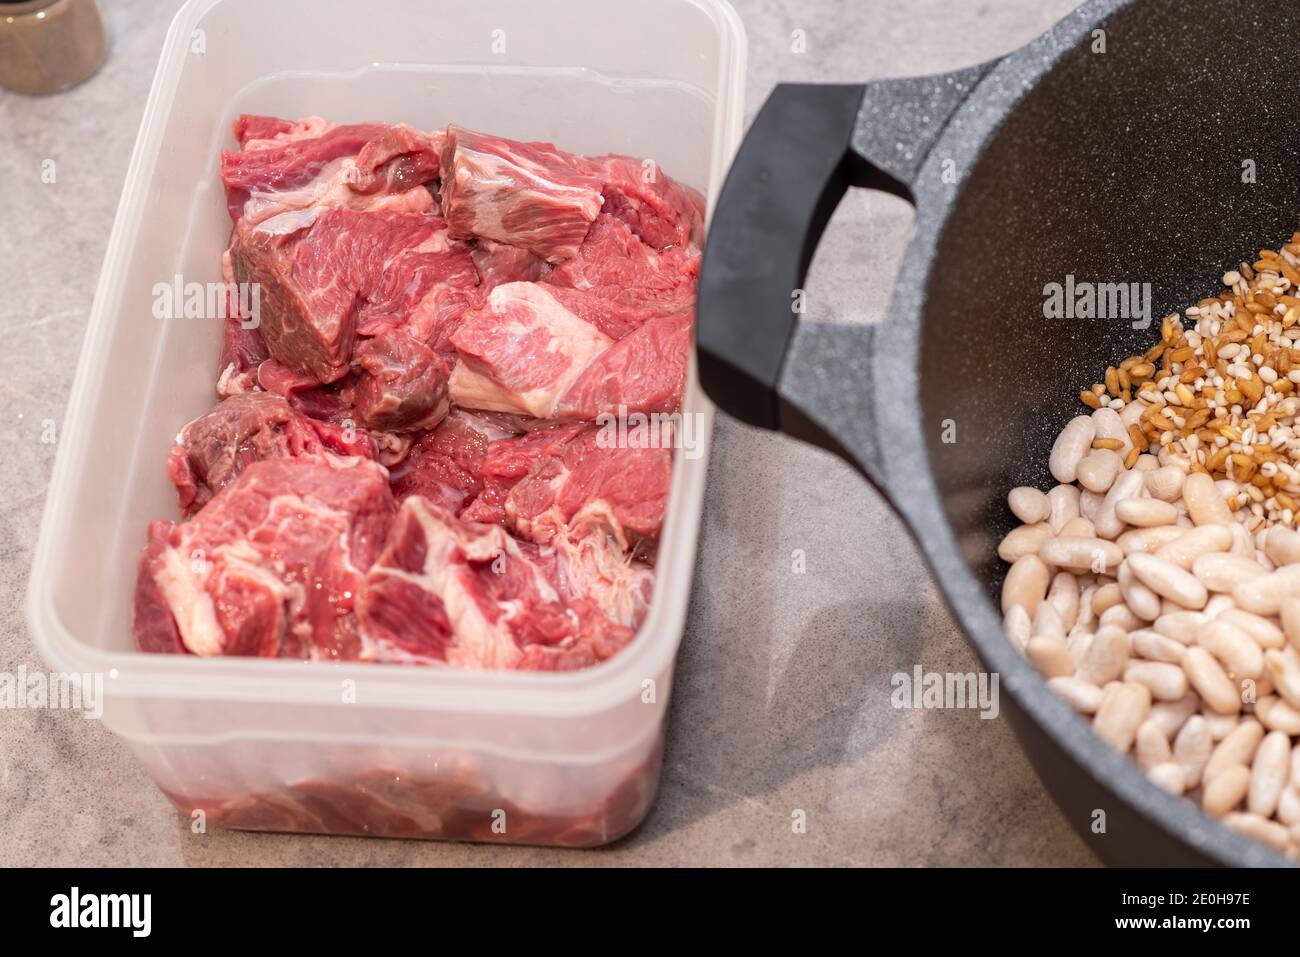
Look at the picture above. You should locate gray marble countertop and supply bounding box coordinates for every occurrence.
[0,0,1099,866]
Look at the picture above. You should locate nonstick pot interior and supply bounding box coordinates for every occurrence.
[923,0,1300,598]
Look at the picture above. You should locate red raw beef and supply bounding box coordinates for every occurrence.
[504,424,673,550]
[221,116,438,225]
[134,458,396,659]
[167,391,375,515]
[439,125,604,263]
[257,359,356,422]
[448,283,613,418]
[216,315,270,398]
[549,531,655,630]
[554,308,693,420]
[358,496,634,669]
[387,411,502,512]
[439,125,704,260]
[547,214,699,314]
[349,124,442,197]
[353,329,451,433]
[137,113,700,675]
[595,154,704,251]
[229,207,480,383]
[449,281,690,421]
[469,239,552,290]
[132,522,187,655]
[460,422,589,526]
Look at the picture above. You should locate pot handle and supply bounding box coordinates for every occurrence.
[696,83,898,432]
[696,71,989,478]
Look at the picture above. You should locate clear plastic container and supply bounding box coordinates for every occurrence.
[26,0,746,845]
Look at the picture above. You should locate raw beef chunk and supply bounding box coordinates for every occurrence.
[439,125,705,261]
[547,214,698,313]
[460,422,590,527]
[449,283,612,417]
[349,124,442,197]
[229,207,479,382]
[136,459,396,660]
[387,411,505,512]
[221,116,438,225]
[167,391,375,515]
[469,239,552,289]
[595,154,704,251]
[553,308,692,420]
[440,125,604,263]
[551,529,655,629]
[353,330,451,433]
[449,281,690,420]
[358,497,634,669]
[504,424,673,550]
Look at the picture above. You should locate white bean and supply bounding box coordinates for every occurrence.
[1046,573,1080,631]
[1173,714,1212,787]
[1154,524,1233,570]
[1079,625,1131,686]
[1039,536,1123,574]
[1003,604,1031,653]
[1147,693,1200,739]
[1093,682,1151,752]
[1263,648,1300,709]
[1144,465,1185,502]
[1202,764,1250,816]
[997,523,1053,563]
[1221,812,1291,850]
[1046,675,1104,714]
[1192,553,1265,593]
[1255,695,1300,735]
[1280,596,1300,652]
[1124,661,1189,701]
[1027,636,1074,678]
[1232,565,1300,616]
[1265,525,1300,566]
[1248,731,1291,817]
[1183,646,1242,715]
[1217,608,1286,650]
[1135,720,1172,771]
[1131,628,1187,664]
[1094,469,1146,540]
[1148,762,1187,795]
[1153,611,1208,644]
[1049,415,1096,484]
[1008,486,1051,524]
[1047,484,1080,533]
[1204,719,1264,784]
[1077,450,1123,493]
[1002,554,1050,615]
[1128,553,1208,610]
[1183,473,1234,527]
[1118,525,1186,556]
[1115,498,1178,528]
[1197,619,1264,680]
[1117,561,1161,621]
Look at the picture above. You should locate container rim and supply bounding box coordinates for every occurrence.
[26,0,749,718]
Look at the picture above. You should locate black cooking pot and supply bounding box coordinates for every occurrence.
[697,0,1299,866]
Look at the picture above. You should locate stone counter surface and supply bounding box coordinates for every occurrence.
[0,0,1098,866]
